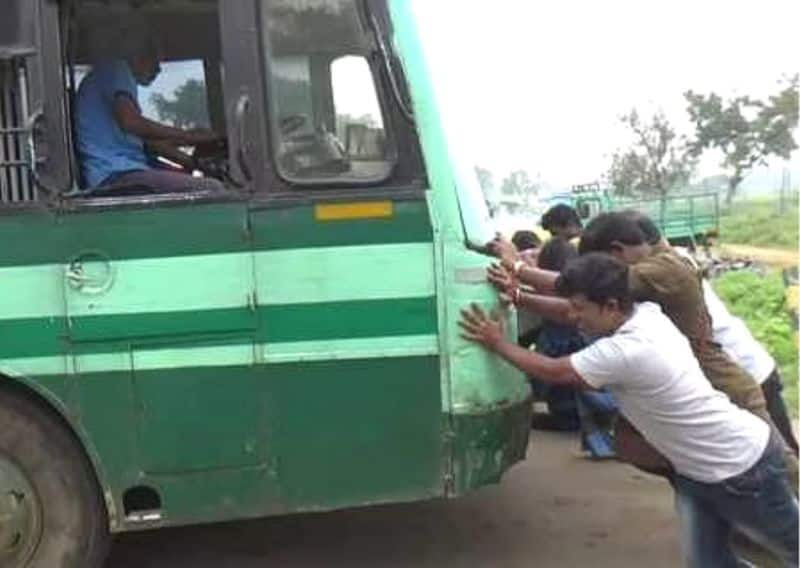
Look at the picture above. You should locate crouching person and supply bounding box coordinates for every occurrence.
[460,253,798,567]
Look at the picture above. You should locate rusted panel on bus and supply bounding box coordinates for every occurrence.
[448,399,531,496]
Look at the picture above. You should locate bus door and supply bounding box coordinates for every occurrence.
[57,0,272,513]
[234,0,445,510]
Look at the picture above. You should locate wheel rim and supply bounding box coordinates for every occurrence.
[0,456,43,566]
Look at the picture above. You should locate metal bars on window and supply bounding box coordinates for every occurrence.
[0,60,36,203]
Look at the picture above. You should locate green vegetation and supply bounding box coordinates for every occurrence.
[607,77,799,202]
[686,77,799,205]
[718,195,799,249]
[151,79,210,129]
[713,270,797,415]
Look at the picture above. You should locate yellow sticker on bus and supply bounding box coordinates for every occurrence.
[314,202,394,221]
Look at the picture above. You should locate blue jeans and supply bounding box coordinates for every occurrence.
[577,390,617,415]
[576,390,616,434]
[675,433,799,567]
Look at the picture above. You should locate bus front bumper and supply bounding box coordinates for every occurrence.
[447,398,532,496]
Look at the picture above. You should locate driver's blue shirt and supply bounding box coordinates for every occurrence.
[76,60,149,188]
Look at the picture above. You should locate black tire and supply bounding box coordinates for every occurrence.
[0,386,110,567]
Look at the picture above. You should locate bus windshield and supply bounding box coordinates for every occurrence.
[407,3,497,248]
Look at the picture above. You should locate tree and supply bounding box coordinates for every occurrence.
[474,166,498,215]
[475,166,494,194]
[151,79,210,129]
[500,170,536,196]
[500,170,538,209]
[608,109,695,198]
[685,76,799,205]
[607,150,647,198]
[696,174,730,193]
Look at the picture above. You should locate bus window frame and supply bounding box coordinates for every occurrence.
[1,0,428,215]
[52,0,257,213]
[246,0,427,201]
[256,1,399,191]
[0,0,73,206]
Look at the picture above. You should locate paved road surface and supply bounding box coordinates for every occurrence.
[108,430,682,567]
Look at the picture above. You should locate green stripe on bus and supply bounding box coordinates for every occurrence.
[0,200,432,267]
[249,200,432,251]
[260,297,437,343]
[0,243,433,320]
[0,318,67,359]
[2,335,439,378]
[67,309,257,343]
[0,204,250,268]
[0,297,437,359]
[254,243,434,306]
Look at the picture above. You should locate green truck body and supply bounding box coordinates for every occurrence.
[565,184,720,245]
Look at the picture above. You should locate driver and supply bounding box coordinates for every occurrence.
[76,30,224,194]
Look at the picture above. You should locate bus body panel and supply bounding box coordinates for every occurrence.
[0,0,532,535]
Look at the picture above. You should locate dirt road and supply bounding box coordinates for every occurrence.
[718,244,798,268]
[107,431,682,567]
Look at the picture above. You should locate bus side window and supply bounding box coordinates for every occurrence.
[261,0,395,186]
[331,56,388,172]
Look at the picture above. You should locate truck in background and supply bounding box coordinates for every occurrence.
[548,182,720,247]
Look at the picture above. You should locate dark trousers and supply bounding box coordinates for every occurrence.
[763,368,799,454]
[675,432,799,567]
[98,168,225,196]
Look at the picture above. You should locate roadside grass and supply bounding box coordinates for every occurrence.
[718,195,799,250]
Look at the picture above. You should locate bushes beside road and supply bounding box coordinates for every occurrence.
[713,270,798,415]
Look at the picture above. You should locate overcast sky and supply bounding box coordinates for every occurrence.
[411,0,800,191]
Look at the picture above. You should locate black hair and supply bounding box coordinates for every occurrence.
[121,26,160,60]
[555,253,633,311]
[622,209,662,246]
[541,204,582,235]
[537,237,578,272]
[511,230,542,252]
[577,212,647,255]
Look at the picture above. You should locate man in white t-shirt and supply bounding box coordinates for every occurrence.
[460,253,798,566]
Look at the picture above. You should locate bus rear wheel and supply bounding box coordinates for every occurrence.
[0,387,110,567]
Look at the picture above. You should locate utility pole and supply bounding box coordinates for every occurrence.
[779,167,790,215]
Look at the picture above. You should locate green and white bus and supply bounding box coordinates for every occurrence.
[0,1,530,566]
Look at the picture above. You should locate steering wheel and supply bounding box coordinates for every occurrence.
[280,115,308,136]
[188,138,233,184]
[279,129,352,178]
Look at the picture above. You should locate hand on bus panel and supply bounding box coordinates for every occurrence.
[459,304,504,351]
[487,263,518,295]
[487,233,520,269]
[497,289,519,310]
[519,248,540,266]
